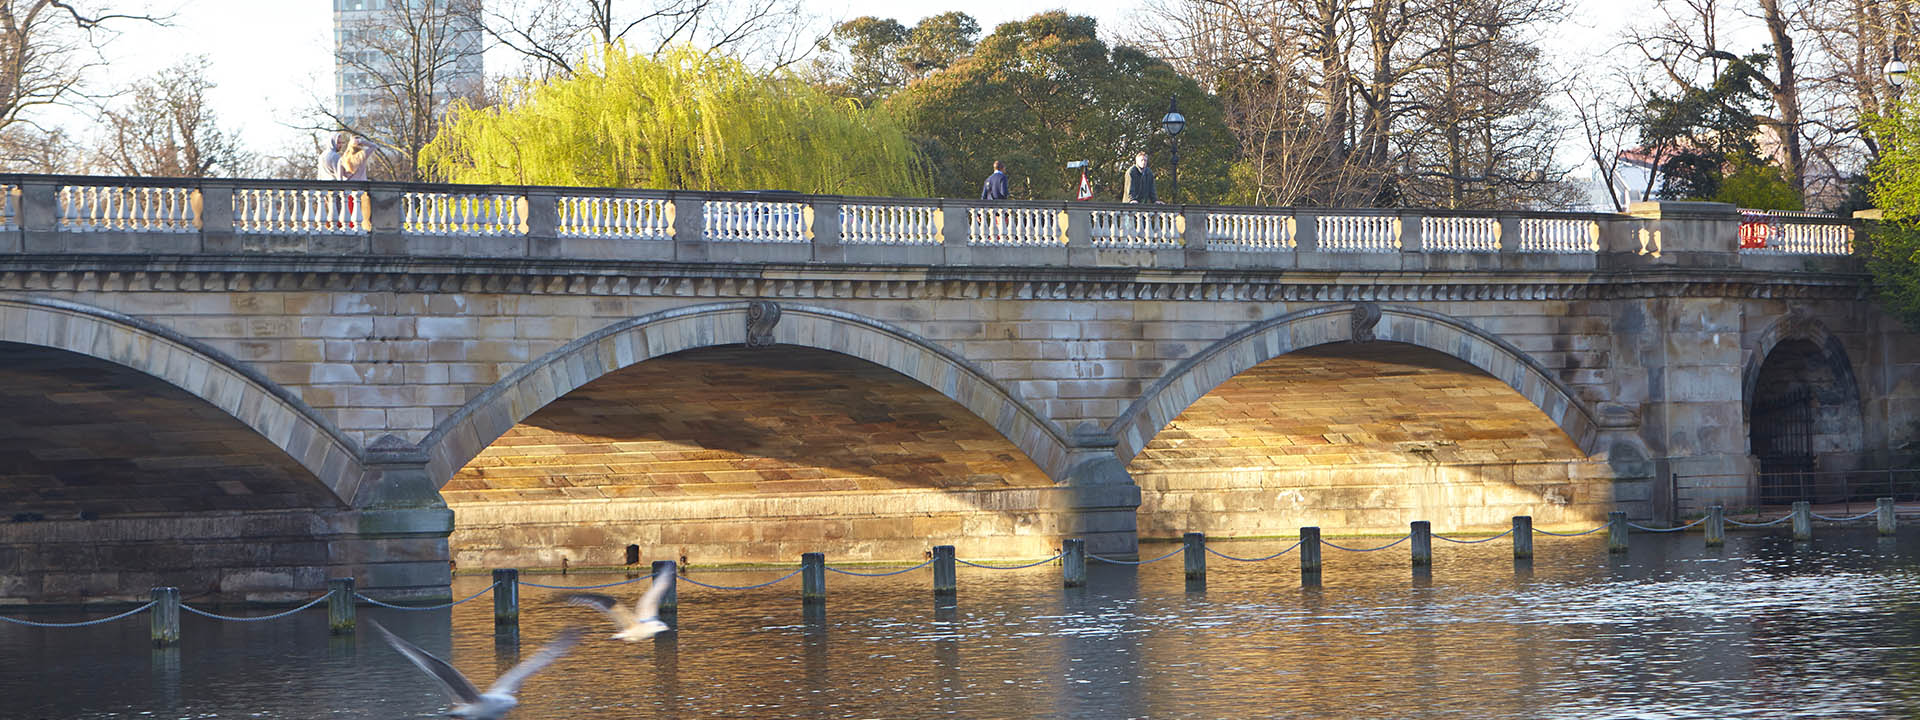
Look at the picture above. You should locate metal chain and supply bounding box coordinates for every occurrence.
[1432,528,1517,544]
[1725,515,1791,528]
[1204,541,1302,562]
[518,575,654,591]
[1320,534,1412,552]
[825,559,933,577]
[356,583,498,610]
[1533,525,1606,536]
[1089,546,1184,565]
[0,601,156,628]
[955,551,1067,570]
[1811,510,1881,522]
[678,568,805,591]
[1627,517,1709,533]
[180,593,329,622]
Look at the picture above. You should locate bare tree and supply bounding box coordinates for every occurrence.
[1131,0,1381,206]
[483,0,821,77]
[0,122,77,172]
[1797,0,1916,206]
[90,56,252,178]
[1130,0,1569,209]
[1567,76,1645,212]
[320,0,484,181]
[0,1,164,134]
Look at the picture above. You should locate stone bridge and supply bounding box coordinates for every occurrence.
[0,175,1911,604]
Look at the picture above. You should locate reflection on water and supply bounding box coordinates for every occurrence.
[7,529,1920,718]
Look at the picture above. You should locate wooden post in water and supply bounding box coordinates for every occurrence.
[801,553,826,606]
[1410,521,1432,567]
[1704,506,1725,547]
[932,546,957,597]
[1512,517,1533,559]
[1299,527,1322,574]
[1062,539,1087,588]
[1606,511,1628,553]
[150,587,180,647]
[1183,532,1206,581]
[1879,497,1897,536]
[493,569,519,632]
[327,577,355,635]
[651,561,677,616]
[1791,501,1812,541]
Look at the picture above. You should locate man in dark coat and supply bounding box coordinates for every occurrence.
[981,160,1010,200]
[1123,152,1157,203]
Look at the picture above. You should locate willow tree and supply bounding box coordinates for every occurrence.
[420,46,930,195]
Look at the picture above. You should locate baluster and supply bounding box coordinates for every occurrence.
[293,189,310,231]
[158,188,174,230]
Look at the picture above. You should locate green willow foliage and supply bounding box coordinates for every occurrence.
[420,46,932,195]
[1867,99,1920,329]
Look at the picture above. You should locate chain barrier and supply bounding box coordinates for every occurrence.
[356,583,499,610]
[678,568,805,591]
[1320,534,1413,552]
[1724,515,1792,528]
[1204,541,1302,562]
[180,593,329,622]
[518,575,654,591]
[0,601,156,628]
[825,560,934,577]
[1811,510,1881,522]
[955,551,1068,570]
[1432,528,1516,544]
[1626,517,1709,533]
[1533,525,1606,536]
[1089,547,1185,566]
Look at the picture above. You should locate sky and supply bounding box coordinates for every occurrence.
[58,0,1680,167]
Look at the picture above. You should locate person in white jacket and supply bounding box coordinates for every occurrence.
[316,132,347,180]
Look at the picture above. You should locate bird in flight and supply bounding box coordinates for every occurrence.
[564,565,674,641]
[371,619,581,719]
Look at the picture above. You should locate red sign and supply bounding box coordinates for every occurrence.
[1739,213,1776,249]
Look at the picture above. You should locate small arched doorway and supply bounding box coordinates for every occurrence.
[1748,338,1863,505]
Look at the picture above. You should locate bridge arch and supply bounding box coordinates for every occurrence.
[1110,303,1601,462]
[422,301,1070,488]
[1742,313,1865,494]
[0,296,363,507]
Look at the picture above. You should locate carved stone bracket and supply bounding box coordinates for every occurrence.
[745,300,781,347]
[1350,301,1382,342]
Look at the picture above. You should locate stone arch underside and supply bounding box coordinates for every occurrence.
[1116,305,1610,536]
[1114,305,1600,462]
[0,298,409,604]
[425,303,1068,488]
[424,303,1078,566]
[0,298,364,506]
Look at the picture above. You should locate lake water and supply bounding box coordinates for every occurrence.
[5,528,1920,719]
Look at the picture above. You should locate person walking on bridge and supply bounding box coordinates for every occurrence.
[1123,152,1157,204]
[980,160,1010,200]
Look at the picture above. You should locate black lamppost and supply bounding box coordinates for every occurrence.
[1160,95,1186,204]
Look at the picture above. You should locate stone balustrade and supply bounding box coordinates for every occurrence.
[0,174,1865,272]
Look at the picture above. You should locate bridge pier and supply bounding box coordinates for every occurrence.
[1057,425,1143,558]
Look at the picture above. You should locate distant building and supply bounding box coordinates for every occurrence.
[331,0,484,130]
[1581,149,1664,213]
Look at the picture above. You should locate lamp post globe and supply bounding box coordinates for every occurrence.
[1889,56,1909,88]
[1161,95,1186,203]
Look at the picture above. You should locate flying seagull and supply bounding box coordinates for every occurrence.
[371,619,581,720]
[564,565,673,641]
